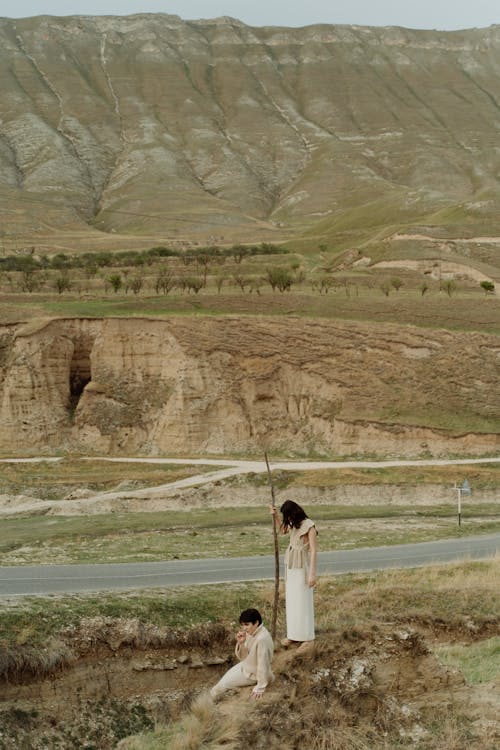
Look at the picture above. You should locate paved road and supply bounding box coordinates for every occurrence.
[1,532,498,597]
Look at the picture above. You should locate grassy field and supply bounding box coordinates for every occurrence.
[0,457,222,499]
[1,459,499,565]
[2,287,500,334]
[1,504,499,566]
[3,457,500,492]
[2,237,499,335]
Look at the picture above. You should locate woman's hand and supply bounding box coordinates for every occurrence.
[307,574,316,588]
[269,506,286,533]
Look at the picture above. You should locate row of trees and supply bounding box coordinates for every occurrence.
[1,265,299,295]
[379,277,495,297]
[0,242,287,274]
[4,264,494,297]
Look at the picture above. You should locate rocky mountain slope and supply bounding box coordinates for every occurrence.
[1,316,498,457]
[2,15,500,248]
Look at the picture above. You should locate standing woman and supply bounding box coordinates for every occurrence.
[272,500,317,646]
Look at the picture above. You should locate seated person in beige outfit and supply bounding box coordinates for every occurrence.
[210,608,274,700]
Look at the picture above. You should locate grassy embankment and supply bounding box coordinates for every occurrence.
[1,459,499,565]
[1,559,498,750]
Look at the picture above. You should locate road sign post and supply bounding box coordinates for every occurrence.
[454,479,471,527]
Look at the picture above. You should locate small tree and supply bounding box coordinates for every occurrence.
[266,267,293,292]
[443,279,457,297]
[185,276,204,294]
[420,281,429,297]
[195,251,213,286]
[340,278,351,297]
[249,277,264,295]
[83,261,98,279]
[318,275,335,294]
[480,280,495,295]
[129,275,143,295]
[155,268,176,295]
[380,281,391,297]
[54,273,72,294]
[231,244,248,264]
[294,269,306,285]
[232,273,248,292]
[20,269,40,292]
[108,273,122,293]
[390,277,403,292]
[214,275,226,294]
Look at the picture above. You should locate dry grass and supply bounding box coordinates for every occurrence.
[0,457,219,499]
[171,693,239,750]
[118,693,240,750]
[309,727,374,750]
[2,560,499,750]
[315,557,500,634]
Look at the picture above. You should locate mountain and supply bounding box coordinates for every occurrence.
[1,14,500,253]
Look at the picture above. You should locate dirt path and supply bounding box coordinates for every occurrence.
[1,455,500,517]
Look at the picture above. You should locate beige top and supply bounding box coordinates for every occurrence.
[235,623,274,694]
[283,517,316,570]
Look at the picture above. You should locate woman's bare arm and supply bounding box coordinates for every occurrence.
[307,526,318,587]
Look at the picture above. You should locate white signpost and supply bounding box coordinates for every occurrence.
[454,479,471,527]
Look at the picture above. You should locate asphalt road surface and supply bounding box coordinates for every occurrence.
[1,532,498,597]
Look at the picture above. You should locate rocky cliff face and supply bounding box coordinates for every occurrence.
[2,15,500,243]
[1,316,498,457]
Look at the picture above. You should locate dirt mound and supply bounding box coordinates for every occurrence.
[1,619,498,749]
[216,628,485,749]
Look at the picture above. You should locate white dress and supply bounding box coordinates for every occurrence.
[284,518,316,642]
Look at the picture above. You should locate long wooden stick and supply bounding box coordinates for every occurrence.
[264,451,280,640]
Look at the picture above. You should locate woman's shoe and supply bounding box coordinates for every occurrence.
[280,638,294,648]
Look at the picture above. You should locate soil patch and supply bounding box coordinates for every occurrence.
[1,619,499,749]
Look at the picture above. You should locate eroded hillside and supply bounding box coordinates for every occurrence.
[1,315,499,457]
[2,15,500,247]
[1,613,499,749]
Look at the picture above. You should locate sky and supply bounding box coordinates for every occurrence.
[1,1,499,31]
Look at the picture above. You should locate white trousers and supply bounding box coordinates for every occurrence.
[210,663,255,698]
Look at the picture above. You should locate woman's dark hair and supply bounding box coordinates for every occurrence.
[279,500,308,530]
[239,608,262,625]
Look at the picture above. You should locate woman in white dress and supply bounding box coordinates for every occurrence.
[272,500,318,647]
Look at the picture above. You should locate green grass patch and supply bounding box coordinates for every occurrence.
[1,505,499,565]
[435,637,500,683]
[0,583,267,646]
[2,286,500,334]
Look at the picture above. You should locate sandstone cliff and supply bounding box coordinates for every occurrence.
[0,316,498,457]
